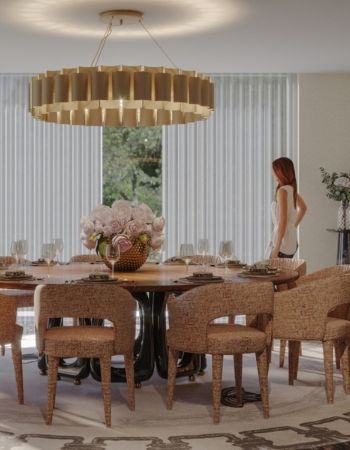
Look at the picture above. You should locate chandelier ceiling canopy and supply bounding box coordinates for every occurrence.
[29,9,214,127]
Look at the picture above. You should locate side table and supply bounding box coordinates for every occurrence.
[327,229,350,264]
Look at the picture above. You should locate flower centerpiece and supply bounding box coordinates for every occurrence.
[320,167,350,229]
[80,200,165,271]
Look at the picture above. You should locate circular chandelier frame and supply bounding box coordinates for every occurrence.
[29,10,215,127]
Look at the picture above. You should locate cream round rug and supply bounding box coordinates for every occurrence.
[1,342,350,450]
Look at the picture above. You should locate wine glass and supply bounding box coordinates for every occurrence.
[53,238,64,264]
[105,243,120,278]
[18,240,28,266]
[197,238,209,269]
[42,243,56,277]
[10,240,19,265]
[179,243,194,273]
[218,240,233,274]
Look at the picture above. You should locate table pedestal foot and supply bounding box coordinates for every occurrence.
[221,386,261,407]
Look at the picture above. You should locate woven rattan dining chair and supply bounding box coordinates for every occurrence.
[69,254,103,263]
[273,273,350,403]
[34,284,136,427]
[0,292,24,404]
[166,282,274,423]
[0,289,34,356]
[264,258,307,368]
[296,265,350,370]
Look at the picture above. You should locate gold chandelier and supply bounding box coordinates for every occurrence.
[29,10,214,127]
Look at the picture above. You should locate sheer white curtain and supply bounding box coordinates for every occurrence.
[0,74,102,261]
[163,74,298,263]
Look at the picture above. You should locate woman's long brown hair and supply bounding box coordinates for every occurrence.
[272,157,297,208]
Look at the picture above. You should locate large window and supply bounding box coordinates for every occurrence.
[163,74,298,262]
[103,127,162,215]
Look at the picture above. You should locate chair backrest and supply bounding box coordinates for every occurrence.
[297,264,350,284]
[0,294,17,344]
[69,254,103,263]
[265,258,307,276]
[34,284,136,354]
[273,272,350,340]
[0,256,16,266]
[297,265,350,319]
[167,282,274,353]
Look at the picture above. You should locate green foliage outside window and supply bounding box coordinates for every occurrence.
[103,127,162,215]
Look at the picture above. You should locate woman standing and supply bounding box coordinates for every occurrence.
[266,157,307,258]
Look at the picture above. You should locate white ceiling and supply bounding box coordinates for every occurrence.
[1,0,350,74]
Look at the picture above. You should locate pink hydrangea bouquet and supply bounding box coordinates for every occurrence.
[80,200,165,255]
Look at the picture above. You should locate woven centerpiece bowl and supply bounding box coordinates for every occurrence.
[97,239,149,272]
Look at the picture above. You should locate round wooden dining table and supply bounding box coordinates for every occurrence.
[0,262,299,385]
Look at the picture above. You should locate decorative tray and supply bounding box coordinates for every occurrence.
[163,257,198,265]
[31,259,57,266]
[179,272,224,283]
[215,260,244,268]
[79,273,119,283]
[238,270,279,278]
[79,277,119,283]
[0,271,34,280]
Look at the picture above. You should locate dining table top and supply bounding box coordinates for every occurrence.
[0,261,299,293]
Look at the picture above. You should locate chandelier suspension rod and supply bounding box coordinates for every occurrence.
[138,19,178,69]
[89,14,178,69]
[90,18,113,67]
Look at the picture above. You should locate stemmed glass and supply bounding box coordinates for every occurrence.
[179,243,194,273]
[10,240,26,267]
[10,240,19,266]
[197,238,209,270]
[105,243,120,278]
[219,240,233,274]
[53,238,64,264]
[18,240,28,266]
[42,243,56,277]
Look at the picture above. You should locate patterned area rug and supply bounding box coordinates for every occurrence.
[1,343,350,450]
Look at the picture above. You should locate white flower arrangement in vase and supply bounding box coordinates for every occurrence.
[80,200,165,271]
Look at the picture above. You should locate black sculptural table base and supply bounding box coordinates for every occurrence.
[221,386,261,407]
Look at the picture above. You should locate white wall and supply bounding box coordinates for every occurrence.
[299,74,350,272]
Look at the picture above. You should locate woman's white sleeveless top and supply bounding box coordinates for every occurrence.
[269,185,297,256]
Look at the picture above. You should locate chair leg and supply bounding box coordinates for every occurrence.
[11,342,24,404]
[124,352,135,411]
[293,341,300,380]
[279,339,287,368]
[255,348,269,418]
[99,354,112,427]
[1,345,5,357]
[47,355,59,425]
[212,353,223,424]
[338,341,350,394]
[166,348,178,410]
[288,340,301,384]
[234,353,243,405]
[323,340,334,403]
[335,341,342,370]
[267,342,272,368]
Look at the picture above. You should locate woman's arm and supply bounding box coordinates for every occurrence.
[271,188,288,258]
[295,193,307,227]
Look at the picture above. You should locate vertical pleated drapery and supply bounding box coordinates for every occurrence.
[0,74,102,261]
[163,74,298,263]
